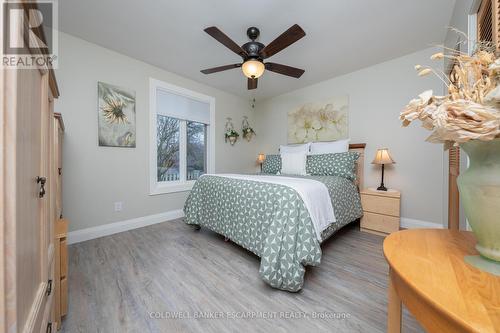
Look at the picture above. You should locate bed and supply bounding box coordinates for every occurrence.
[183,143,366,292]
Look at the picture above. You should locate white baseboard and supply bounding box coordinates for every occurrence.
[67,211,443,244]
[401,217,444,230]
[67,209,185,245]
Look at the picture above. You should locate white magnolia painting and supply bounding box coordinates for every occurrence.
[98,82,136,147]
[288,96,349,143]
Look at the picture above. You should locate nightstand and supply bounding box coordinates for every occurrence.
[360,188,401,236]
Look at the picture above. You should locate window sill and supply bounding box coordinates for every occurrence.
[149,181,195,195]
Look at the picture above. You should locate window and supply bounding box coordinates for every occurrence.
[156,115,180,181]
[477,0,500,50]
[186,121,207,180]
[150,79,214,194]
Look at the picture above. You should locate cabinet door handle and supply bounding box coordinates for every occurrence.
[36,176,46,198]
[46,279,52,296]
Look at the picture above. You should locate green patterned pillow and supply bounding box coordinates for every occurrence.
[262,154,281,174]
[306,152,360,180]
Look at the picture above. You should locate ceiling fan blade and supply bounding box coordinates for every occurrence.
[261,24,305,59]
[248,78,258,90]
[204,26,247,58]
[201,63,241,74]
[265,62,305,78]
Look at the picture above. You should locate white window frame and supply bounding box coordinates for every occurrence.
[149,78,215,195]
[468,9,478,55]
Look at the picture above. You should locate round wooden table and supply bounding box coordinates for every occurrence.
[383,229,500,333]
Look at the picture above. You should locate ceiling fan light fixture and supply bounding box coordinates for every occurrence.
[242,59,265,79]
[201,25,306,89]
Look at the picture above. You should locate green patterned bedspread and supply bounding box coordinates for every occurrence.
[183,174,362,292]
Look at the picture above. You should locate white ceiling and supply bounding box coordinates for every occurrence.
[59,0,456,100]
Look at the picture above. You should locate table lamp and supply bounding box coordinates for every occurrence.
[372,148,395,191]
[257,153,266,172]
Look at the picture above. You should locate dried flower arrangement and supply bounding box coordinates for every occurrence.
[400,31,500,149]
[400,32,500,267]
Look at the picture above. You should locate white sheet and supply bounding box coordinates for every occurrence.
[207,174,336,241]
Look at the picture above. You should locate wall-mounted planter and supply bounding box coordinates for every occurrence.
[224,117,239,145]
[241,116,255,142]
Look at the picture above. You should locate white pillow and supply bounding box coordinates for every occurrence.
[310,139,350,155]
[280,142,311,154]
[280,152,307,175]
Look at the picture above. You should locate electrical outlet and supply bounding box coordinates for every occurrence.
[114,201,123,212]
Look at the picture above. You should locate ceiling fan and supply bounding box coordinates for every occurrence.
[201,25,306,90]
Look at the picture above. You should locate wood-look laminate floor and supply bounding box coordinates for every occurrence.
[62,220,424,333]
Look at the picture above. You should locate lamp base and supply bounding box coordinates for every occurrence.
[377,185,388,191]
[377,164,388,191]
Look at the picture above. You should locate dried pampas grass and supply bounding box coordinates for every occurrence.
[418,68,433,77]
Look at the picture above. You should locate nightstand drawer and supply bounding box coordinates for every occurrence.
[361,194,400,216]
[361,212,399,234]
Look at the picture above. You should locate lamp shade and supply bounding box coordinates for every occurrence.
[372,148,395,165]
[242,60,265,78]
[257,153,266,163]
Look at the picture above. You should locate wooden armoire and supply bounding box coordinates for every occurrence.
[0,6,66,333]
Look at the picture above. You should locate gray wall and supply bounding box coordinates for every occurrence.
[254,48,446,226]
[55,32,258,232]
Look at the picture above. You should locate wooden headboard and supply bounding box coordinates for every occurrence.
[349,143,366,190]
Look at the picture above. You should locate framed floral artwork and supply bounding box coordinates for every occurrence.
[98,82,136,147]
[287,96,349,143]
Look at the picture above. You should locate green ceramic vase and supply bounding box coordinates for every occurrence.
[457,138,500,262]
